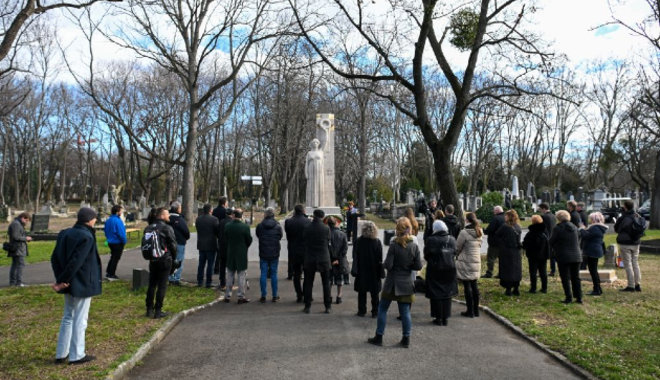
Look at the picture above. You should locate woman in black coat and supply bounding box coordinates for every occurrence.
[549,210,583,304]
[495,210,522,296]
[424,220,458,326]
[522,215,549,294]
[352,221,383,317]
[579,212,608,296]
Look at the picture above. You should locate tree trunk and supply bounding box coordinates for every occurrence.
[651,150,660,229]
[182,103,198,222]
[433,144,461,221]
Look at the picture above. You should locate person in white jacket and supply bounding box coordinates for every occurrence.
[455,212,483,317]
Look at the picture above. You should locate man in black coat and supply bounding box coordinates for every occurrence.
[345,202,364,244]
[256,207,283,302]
[614,200,643,292]
[285,204,310,302]
[196,204,221,288]
[539,203,558,276]
[51,207,102,365]
[567,201,583,228]
[483,206,505,278]
[216,209,233,290]
[168,201,190,285]
[145,207,178,319]
[443,204,462,239]
[302,209,332,313]
[212,197,228,275]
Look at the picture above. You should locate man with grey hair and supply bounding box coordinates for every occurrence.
[482,205,505,278]
[256,207,283,302]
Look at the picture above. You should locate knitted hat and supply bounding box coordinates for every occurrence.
[432,219,448,233]
[77,207,97,223]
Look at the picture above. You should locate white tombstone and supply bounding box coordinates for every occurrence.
[512,176,519,199]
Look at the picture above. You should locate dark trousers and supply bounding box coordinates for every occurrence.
[9,256,25,285]
[587,256,601,292]
[217,252,227,287]
[550,257,557,275]
[303,267,331,308]
[430,298,452,321]
[486,245,500,275]
[357,290,379,316]
[106,243,125,277]
[558,262,582,301]
[462,280,479,315]
[527,257,548,292]
[287,254,294,279]
[146,258,172,311]
[197,250,217,286]
[292,259,304,298]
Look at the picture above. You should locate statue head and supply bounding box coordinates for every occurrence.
[310,138,320,150]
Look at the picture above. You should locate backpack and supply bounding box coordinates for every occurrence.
[629,214,647,241]
[141,224,166,260]
[430,236,456,270]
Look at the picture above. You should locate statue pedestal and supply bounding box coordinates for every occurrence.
[306,206,342,218]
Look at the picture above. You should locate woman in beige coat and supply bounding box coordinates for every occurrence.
[455,212,483,317]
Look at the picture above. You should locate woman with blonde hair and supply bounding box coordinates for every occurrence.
[352,221,384,317]
[494,209,523,296]
[579,212,608,296]
[522,214,549,294]
[549,210,583,304]
[404,207,420,237]
[368,217,422,348]
[455,212,483,317]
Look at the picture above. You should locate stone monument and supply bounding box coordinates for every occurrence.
[305,113,340,215]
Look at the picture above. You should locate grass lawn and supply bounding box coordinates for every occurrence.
[0,232,143,267]
[478,229,660,380]
[0,281,218,380]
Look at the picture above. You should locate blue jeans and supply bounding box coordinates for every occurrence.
[376,298,412,337]
[260,259,279,298]
[197,250,217,286]
[169,244,186,282]
[55,295,92,361]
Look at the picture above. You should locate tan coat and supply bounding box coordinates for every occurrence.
[455,227,482,281]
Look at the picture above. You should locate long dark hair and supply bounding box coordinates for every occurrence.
[465,212,483,238]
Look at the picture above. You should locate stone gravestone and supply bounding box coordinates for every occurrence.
[31,214,50,232]
[0,205,9,222]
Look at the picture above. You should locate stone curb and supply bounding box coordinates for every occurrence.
[106,297,223,380]
[455,299,596,380]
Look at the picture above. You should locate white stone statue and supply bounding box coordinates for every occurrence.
[305,138,324,208]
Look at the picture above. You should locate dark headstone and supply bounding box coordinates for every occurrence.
[384,230,395,246]
[132,268,150,291]
[30,214,50,232]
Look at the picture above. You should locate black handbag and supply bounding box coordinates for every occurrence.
[2,241,17,253]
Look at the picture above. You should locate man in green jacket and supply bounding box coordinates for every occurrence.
[224,209,252,303]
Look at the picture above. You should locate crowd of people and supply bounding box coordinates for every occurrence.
[1,195,647,363]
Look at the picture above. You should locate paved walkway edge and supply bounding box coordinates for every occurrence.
[455,300,597,380]
[106,296,223,380]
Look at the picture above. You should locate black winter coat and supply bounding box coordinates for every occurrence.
[614,210,642,245]
[549,221,581,264]
[51,223,102,298]
[424,231,458,300]
[443,214,462,239]
[580,224,607,258]
[522,223,549,261]
[169,213,190,245]
[484,212,505,245]
[540,211,556,238]
[218,216,232,259]
[196,214,220,252]
[285,213,310,263]
[495,224,522,283]
[352,236,383,293]
[256,216,283,260]
[329,225,349,274]
[570,210,582,228]
[303,217,331,272]
[212,206,227,221]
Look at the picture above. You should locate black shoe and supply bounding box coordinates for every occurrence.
[481,273,492,279]
[336,297,342,304]
[529,289,536,294]
[396,315,402,320]
[575,299,583,304]
[473,309,480,317]
[587,290,602,296]
[296,295,303,303]
[260,297,266,303]
[461,311,474,318]
[223,297,231,303]
[153,310,169,319]
[432,319,444,326]
[512,289,520,296]
[620,287,636,292]
[237,298,250,304]
[356,312,366,317]
[69,355,96,365]
[540,288,547,294]
[635,284,642,292]
[54,356,68,364]
[146,308,154,318]
[286,276,293,280]
[561,299,572,304]
[367,334,383,346]
[325,307,331,314]
[272,296,280,302]
[399,336,410,348]
[303,307,310,314]
[371,312,378,318]
[505,289,512,296]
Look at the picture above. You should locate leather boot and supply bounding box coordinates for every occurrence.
[399,336,410,348]
[367,334,383,346]
[146,307,154,318]
[473,293,480,317]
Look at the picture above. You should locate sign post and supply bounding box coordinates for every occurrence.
[241,175,263,225]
